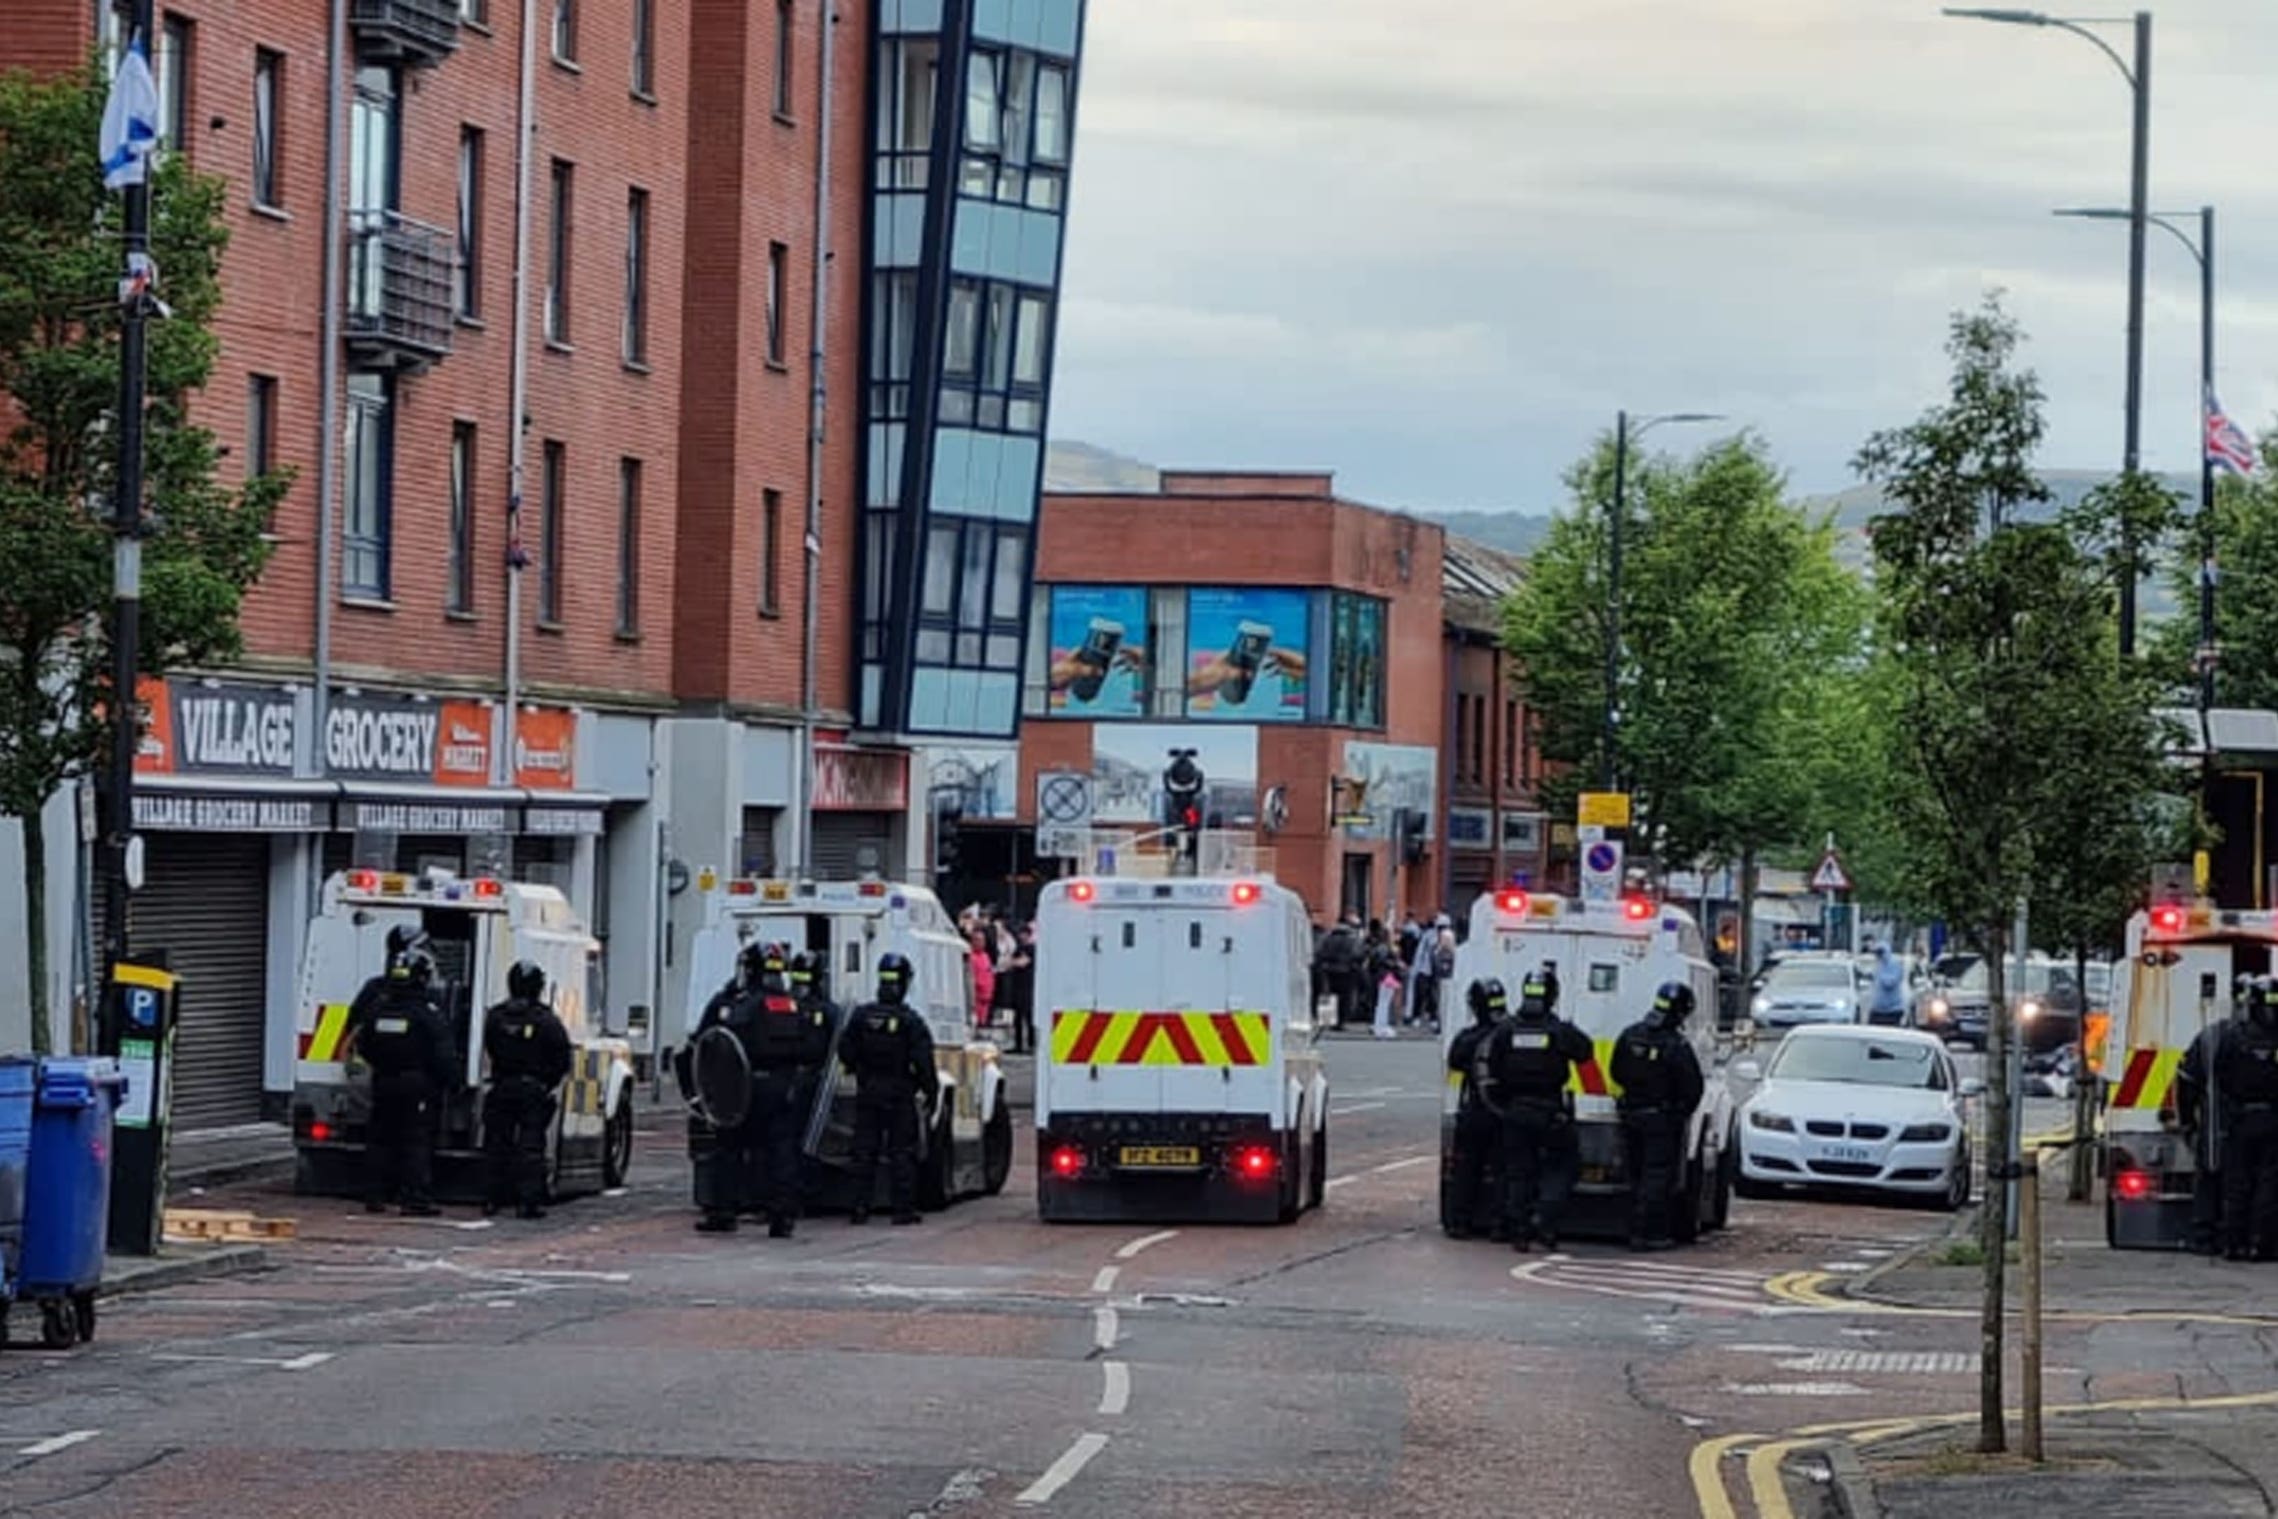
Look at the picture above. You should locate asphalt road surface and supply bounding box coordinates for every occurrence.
[2,1037,2078,1519]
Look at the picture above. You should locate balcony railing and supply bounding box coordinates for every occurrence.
[344,210,454,371]
[348,0,461,65]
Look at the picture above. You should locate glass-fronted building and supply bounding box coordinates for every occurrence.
[860,0,1088,740]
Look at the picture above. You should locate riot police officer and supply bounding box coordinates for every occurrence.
[690,943,768,1234]
[743,944,832,1238]
[2175,978,2252,1254]
[1610,981,1707,1252]
[481,961,573,1220]
[1484,970,1593,1251]
[2215,979,2278,1261]
[1445,978,1511,1240]
[840,953,941,1226]
[347,930,455,1217]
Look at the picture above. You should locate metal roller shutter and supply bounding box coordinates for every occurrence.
[810,813,893,881]
[131,834,270,1130]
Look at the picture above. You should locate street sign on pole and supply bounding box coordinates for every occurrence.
[1809,848,1853,895]
[1578,792,1632,829]
[1581,838,1624,903]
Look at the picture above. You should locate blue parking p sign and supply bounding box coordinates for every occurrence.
[126,985,161,1031]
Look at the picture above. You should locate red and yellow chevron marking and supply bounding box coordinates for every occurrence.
[2110,1046,2183,1110]
[1566,1038,1624,1099]
[1049,1010,1271,1068]
[298,1003,352,1063]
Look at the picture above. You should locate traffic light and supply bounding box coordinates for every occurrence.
[933,802,964,882]
[1163,749,1205,874]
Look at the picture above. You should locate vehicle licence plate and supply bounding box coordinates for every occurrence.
[1819,1144,1873,1163]
[1118,1145,1201,1168]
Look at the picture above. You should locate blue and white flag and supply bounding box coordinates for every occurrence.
[99,32,160,190]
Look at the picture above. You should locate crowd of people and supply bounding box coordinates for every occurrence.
[1309,912,1462,1038]
[959,906,1037,1054]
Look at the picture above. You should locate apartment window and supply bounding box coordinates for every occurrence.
[623,187,649,365]
[1470,695,1487,782]
[760,489,783,617]
[245,374,277,483]
[552,0,577,64]
[156,14,192,155]
[874,37,938,189]
[616,458,642,637]
[765,242,787,364]
[545,159,573,344]
[772,0,794,117]
[938,277,1052,433]
[1504,699,1519,788]
[251,49,281,206]
[343,373,393,599]
[540,441,565,623]
[959,48,1069,211]
[460,0,489,24]
[448,423,476,615]
[913,519,1025,671]
[455,128,484,319]
[630,0,655,95]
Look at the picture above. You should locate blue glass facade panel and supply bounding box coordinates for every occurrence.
[880,0,946,34]
[950,200,1061,286]
[1036,0,1079,57]
[928,429,1042,521]
[873,194,930,268]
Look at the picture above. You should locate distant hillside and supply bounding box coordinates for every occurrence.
[1423,509,1553,558]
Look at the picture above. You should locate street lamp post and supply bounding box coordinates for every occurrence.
[2055,203,2216,696]
[1947,8,2153,654]
[1603,410,1721,792]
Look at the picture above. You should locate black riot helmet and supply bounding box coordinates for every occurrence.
[2251,978,2278,1032]
[386,924,430,967]
[735,940,771,991]
[788,952,816,989]
[876,953,914,1007]
[1653,981,1697,1031]
[1466,978,1508,1025]
[508,961,546,1001]
[757,943,794,996]
[1515,969,1556,1023]
[393,945,437,986]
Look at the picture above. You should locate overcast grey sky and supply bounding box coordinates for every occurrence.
[1046,0,2278,514]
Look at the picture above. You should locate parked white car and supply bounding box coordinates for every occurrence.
[1732,1025,1980,1211]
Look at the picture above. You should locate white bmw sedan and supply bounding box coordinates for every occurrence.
[1733,1025,1980,1210]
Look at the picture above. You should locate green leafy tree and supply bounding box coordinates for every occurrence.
[1858,294,2171,1452]
[1507,433,1867,915]
[0,64,282,1051]
[2149,434,2278,712]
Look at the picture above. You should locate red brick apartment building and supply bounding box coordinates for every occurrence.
[1010,471,1449,927]
[0,0,874,1118]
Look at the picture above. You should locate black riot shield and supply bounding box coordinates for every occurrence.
[692,1025,754,1131]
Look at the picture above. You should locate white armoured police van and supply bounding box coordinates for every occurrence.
[1033,874,1328,1224]
[291,869,636,1200]
[2103,901,2277,1249]
[1445,888,1735,1241]
[680,877,1012,1208]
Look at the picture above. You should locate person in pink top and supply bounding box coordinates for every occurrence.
[968,927,997,1029]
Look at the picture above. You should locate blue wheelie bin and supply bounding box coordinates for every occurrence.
[0,1058,34,1337]
[17,1058,125,1349]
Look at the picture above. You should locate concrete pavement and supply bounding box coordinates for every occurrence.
[5,1036,2260,1518]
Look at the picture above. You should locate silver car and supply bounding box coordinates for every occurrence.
[1750,957,1863,1030]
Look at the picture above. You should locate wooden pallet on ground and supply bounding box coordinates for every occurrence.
[161,1208,297,1243]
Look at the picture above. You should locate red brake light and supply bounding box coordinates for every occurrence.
[2115,1169,2155,1201]
[1050,1145,1085,1179]
[1622,896,1654,922]
[308,1120,333,1144]
[1234,1146,1277,1180]
[346,869,380,892]
[1069,881,1096,904]
[1497,890,1530,915]
[728,879,759,896]
[2149,905,2185,935]
[1231,882,1260,906]
[472,877,502,898]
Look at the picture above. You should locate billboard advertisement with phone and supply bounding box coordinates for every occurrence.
[1046,585,1150,716]
[1185,587,1310,721]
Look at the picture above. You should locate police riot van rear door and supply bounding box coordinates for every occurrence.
[296,910,391,1081]
[2112,941,2231,1128]
[1065,906,1166,1115]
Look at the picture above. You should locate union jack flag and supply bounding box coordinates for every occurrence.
[2207,388,2257,476]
